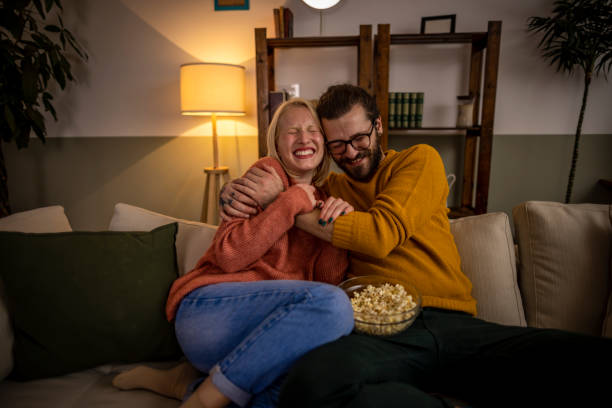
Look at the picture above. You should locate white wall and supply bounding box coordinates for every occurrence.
[51,0,612,141]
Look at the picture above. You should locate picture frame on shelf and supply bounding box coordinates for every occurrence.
[420,14,456,34]
[214,0,249,11]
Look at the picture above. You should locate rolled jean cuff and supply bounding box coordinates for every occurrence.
[210,364,251,407]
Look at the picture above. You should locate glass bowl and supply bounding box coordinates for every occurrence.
[339,275,421,336]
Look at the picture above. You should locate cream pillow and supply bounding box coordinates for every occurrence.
[108,203,217,276]
[450,212,526,327]
[513,201,611,336]
[0,205,72,381]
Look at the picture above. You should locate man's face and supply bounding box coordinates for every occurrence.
[322,104,383,181]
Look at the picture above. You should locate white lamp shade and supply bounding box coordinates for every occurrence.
[301,0,342,10]
[180,63,245,116]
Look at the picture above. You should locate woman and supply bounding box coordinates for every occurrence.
[113,98,355,408]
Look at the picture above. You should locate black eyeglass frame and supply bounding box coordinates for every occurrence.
[325,120,376,155]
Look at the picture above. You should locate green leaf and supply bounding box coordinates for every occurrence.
[44,0,54,13]
[32,0,46,18]
[44,24,61,33]
[4,105,18,135]
[42,92,57,121]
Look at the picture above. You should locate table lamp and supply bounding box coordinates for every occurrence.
[180,62,245,224]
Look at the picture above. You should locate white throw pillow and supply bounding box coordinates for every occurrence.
[513,201,611,336]
[450,212,526,327]
[0,205,72,381]
[108,203,217,276]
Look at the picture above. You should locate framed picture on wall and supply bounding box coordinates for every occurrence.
[214,0,249,11]
[420,14,456,34]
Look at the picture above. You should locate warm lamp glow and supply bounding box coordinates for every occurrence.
[180,63,245,116]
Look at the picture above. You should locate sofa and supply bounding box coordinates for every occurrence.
[0,201,610,407]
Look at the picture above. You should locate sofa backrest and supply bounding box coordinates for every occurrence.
[108,203,217,276]
[513,201,612,337]
[450,212,526,327]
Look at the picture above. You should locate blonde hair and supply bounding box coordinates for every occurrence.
[266,98,330,186]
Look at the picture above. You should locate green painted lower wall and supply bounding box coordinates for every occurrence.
[4,134,611,230]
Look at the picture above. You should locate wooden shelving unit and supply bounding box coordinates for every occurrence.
[374,21,502,217]
[255,25,373,158]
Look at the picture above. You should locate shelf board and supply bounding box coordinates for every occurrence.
[389,126,480,135]
[389,32,487,45]
[267,36,361,49]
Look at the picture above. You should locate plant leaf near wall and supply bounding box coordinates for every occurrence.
[528,0,612,203]
[0,0,88,217]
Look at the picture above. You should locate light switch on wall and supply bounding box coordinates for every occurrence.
[279,84,300,98]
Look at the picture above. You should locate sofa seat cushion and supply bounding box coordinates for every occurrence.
[109,203,217,276]
[0,206,73,382]
[0,362,180,408]
[450,212,526,327]
[513,201,611,336]
[0,223,181,380]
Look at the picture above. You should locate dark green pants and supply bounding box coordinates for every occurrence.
[278,308,612,407]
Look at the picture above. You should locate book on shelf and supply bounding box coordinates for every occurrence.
[273,9,281,38]
[388,92,397,129]
[279,7,284,39]
[408,92,417,128]
[273,7,293,38]
[415,92,424,128]
[400,92,409,129]
[284,8,293,38]
[269,90,288,121]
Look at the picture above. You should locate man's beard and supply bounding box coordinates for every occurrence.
[336,133,383,181]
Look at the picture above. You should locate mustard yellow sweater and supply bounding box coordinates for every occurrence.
[324,144,476,315]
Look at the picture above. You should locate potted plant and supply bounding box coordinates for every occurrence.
[0,0,87,217]
[528,0,612,203]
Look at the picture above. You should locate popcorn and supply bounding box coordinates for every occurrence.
[350,283,418,336]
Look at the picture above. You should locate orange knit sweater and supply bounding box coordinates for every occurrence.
[165,157,349,321]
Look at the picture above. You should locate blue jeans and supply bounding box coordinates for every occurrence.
[174,280,354,407]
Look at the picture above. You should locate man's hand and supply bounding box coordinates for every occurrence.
[219,164,284,221]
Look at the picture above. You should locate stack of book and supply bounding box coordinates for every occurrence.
[273,7,294,38]
[388,92,424,129]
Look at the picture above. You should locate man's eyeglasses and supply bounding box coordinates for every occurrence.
[325,121,375,155]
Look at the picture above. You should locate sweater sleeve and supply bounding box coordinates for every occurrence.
[332,145,449,259]
[212,183,314,273]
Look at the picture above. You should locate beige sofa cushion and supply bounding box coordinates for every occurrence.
[0,206,72,381]
[513,201,611,336]
[450,212,526,327]
[108,203,217,276]
[0,363,179,408]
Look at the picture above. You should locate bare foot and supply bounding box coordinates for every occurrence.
[112,361,200,400]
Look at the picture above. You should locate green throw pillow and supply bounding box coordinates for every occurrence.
[0,222,181,380]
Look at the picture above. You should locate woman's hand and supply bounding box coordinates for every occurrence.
[318,197,354,226]
[293,184,317,209]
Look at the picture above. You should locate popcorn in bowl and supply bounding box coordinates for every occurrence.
[339,275,421,336]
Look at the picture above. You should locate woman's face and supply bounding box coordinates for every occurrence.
[276,105,325,180]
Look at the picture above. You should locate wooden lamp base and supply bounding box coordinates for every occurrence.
[201,166,230,225]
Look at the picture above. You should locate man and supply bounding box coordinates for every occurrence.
[220,84,611,407]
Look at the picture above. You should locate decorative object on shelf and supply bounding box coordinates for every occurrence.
[0,0,88,218]
[300,0,344,35]
[528,0,612,204]
[457,94,475,128]
[180,62,245,224]
[420,14,457,34]
[214,0,249,11]
[273,7,294,38]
